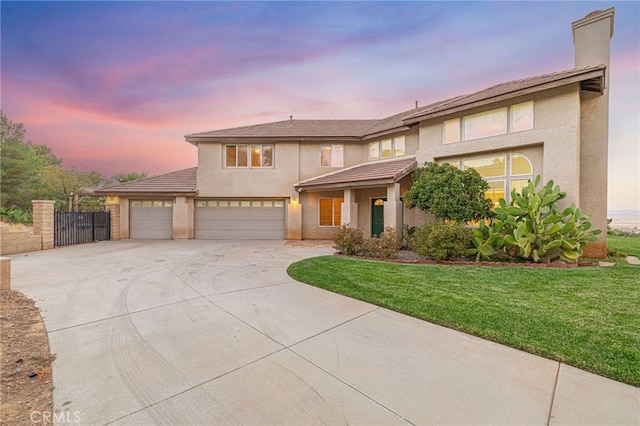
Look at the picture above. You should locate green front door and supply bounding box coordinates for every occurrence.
[371,198,386,237]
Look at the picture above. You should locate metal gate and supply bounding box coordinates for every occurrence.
[54,212,111,247]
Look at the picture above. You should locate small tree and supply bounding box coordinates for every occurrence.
[403,162,494,223]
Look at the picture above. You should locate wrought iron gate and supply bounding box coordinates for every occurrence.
[54,212,111,247]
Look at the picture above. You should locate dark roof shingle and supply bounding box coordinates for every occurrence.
[96,167,197,195]
[404,65,606,123]
[186,119,379,142]
[295,156,417,191]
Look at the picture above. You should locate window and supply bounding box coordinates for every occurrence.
[319,198,343,226]
[443,101,534,143]
[320,144,344,167]
[464,108,508,141]
[226,144,273,167]
[369,136,407,160]
[226,145,248,167]
[368,142,380,160]
[444,119,461,144]
[463,155,506,178]
[511,101,534,132]
[394,136,405,156]
[461,153,533,206]
[381,139,393,158]
[510,153,532,175]
[251,144,273,167]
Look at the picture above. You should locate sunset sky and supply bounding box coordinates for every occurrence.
[2,1,638,211]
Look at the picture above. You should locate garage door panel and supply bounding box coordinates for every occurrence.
[195,200,284,240]
[130,200,173,239]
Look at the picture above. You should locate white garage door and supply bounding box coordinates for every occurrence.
[195,199,285,240]
[130,200,173,239]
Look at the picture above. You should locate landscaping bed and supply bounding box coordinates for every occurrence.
[1,290,55,424]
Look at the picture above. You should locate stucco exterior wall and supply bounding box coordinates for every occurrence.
[173,197,194,239]
[298,142,367,181]
[197,142,299,199]
[300,190,344,240]
[417,87,582,212]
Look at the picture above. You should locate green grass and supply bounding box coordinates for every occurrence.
[288,257,640,387]
[608,234,640,258]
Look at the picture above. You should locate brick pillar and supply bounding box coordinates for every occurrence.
[32,200,55,250]
[0,257,10,291]
[106,204,121,240]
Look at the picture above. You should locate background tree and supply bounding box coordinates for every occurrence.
[1,111,42,210]
[403,162,494,223]
[114,172,148,183]
[1,112,146,220]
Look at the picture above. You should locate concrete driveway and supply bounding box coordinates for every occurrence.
[10,240,639,425]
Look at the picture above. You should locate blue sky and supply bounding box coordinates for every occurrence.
[2,1,638,210]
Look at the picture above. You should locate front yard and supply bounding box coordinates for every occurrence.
[287,249,640,387]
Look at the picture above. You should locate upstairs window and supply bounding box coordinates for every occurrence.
[443,101,534,143]
[464,108,508,141]
[226,145,248,167]
[320,144,344,167]
[226,144,273,168]
[369,136,406,160]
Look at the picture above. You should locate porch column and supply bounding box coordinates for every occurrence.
[384,183,403,240]
[341,188,358,227]
[287,197,302,240]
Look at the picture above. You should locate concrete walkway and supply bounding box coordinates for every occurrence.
[9,240,639,425]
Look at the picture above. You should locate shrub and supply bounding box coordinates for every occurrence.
[333,224,364,255]
[0,207,32,225]
[362,227,401,259]
[403,162,494,223]
[411,221,472,260]
[468,176,601,263]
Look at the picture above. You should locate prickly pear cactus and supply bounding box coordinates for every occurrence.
[471,176,601,263]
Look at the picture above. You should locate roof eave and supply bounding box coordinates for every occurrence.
[362,126,413,140]
[94,190,197,197]
[296,178,397,192]
[185,135,363,144]
[403,68,605,125]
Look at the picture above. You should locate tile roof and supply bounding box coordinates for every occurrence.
[95,167,197,195]
[403,65,606,123]
[186,119,380,141]
[295,156,417,192]
[185,65,605,144]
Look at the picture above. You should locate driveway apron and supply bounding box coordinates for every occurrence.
[9,240,639,425]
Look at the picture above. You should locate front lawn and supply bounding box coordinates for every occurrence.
[608,234,640,258]
[287,257,640,387]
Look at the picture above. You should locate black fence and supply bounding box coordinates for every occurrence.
[54,212,111,247]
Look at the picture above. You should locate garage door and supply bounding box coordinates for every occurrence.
[195,199,285,240]
[130,200,173,239]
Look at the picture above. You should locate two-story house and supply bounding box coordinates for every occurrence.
[98,8,614,258]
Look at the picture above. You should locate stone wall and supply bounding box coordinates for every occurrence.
[0,200,55,256]
[0,224,43,255]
